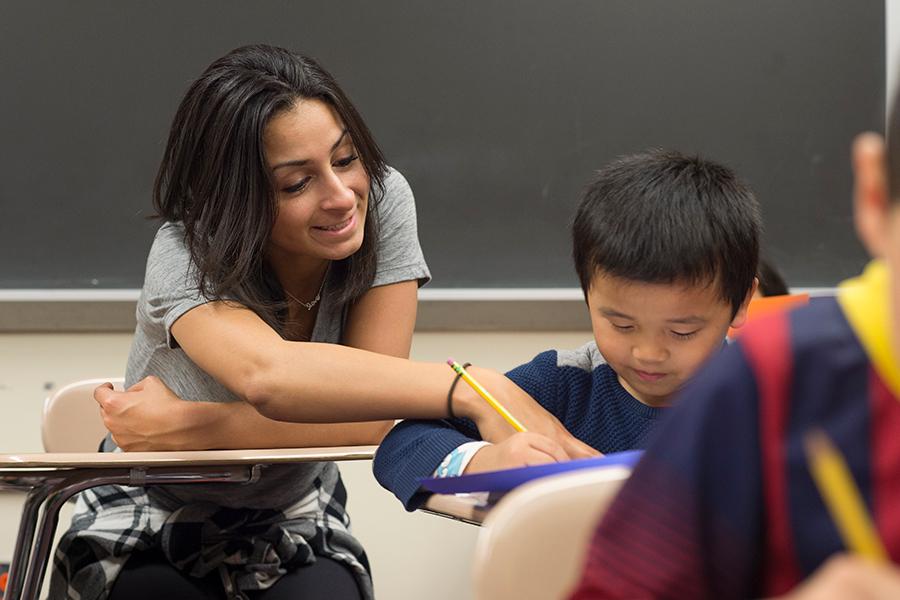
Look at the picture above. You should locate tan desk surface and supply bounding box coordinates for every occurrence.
[0,445,379,600]
[0,445,377,470]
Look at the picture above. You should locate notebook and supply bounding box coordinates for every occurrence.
[419,450,642,495]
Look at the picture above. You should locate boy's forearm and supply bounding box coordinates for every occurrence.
[372,419,477,510]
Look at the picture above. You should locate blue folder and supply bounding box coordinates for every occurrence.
[419,450,643,494]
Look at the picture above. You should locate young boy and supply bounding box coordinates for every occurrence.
[373,149,761,511]
[569,133,900,599]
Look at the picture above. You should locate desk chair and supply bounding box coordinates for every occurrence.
[728,293,810,337]
[1,378,376,600]
[471,466,631,600]
[42,378,122,452]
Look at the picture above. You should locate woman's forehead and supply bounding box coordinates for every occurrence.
[264,100,347,163]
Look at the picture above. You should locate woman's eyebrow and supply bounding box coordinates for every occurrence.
[271,129,349,171]
[330,129,349,150]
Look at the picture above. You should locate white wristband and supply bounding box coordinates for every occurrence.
[433,441,492,478]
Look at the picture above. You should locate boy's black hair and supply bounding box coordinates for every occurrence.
[757,256,789,297]
[572,149,761,316]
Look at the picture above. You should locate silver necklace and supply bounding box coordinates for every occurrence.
[284,274,327,311]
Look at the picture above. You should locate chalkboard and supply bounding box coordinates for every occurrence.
[0,1,884,290]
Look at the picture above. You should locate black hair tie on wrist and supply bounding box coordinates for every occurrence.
[446,362,472,420]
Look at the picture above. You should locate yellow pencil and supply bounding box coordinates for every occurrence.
[447,359,527,432]
[803,428,888,562]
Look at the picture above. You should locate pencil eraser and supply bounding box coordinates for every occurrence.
[446,358,456,366]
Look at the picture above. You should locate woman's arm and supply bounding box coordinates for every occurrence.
[336,279,421,441]
[96,377,392,451]
[343,280,418,357]
[99,285,595,456]
[98,281,419,451]
[169,294,595,458]
[169,295,456,422]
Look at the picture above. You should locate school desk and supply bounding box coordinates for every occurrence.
[0,445,376,600]
[422,493,490,525]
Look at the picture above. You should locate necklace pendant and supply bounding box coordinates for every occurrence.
[285,274,327,311]
[298,293,320,311]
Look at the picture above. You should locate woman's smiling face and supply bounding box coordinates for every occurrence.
[265,99,370,264]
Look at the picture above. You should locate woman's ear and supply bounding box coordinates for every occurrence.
[853,133,890,259]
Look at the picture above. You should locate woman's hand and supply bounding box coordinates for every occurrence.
[94,376,199,452]
[452,367,599,461]
[772,555,900,600]
[464,431,595,474]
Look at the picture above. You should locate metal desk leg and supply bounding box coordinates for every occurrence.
[19,482,84,600]
[17,466,257,600]
[3,486,51,600]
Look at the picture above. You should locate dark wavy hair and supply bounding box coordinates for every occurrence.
[573,149,761,317]
[153,44,387,330]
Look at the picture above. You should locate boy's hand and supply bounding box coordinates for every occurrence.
[773,555,900,600]
[452,366,599,461]
[464,432,594,474]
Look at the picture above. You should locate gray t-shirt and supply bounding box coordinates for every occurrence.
[121,167,430,508]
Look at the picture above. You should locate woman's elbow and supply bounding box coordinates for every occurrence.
[241,368,288,420]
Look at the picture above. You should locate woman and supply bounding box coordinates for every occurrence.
[51,45,592,600]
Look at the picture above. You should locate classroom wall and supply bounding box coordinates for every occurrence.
[0,329,591,600]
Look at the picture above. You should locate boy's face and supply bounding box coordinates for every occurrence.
[587,271,751,407]
[851,134,900,360]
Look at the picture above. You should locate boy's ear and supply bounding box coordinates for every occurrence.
[729,277,758,330]
[853,133,890,259]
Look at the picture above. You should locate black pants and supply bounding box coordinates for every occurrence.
[107,549,363,600]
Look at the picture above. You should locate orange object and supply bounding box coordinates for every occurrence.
[0,570,8,593]
[729,293,810,338]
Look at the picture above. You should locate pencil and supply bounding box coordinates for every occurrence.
[447,359,527,432]
[803,428,887,562]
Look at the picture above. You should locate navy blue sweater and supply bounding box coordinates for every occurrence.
[373,341,666,510]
